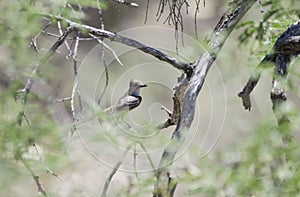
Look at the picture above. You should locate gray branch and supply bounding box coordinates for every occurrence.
[154,0,257,196]
[39,13,192,76]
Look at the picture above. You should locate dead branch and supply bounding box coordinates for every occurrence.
[39,13,193,76]
[154,1,258,196]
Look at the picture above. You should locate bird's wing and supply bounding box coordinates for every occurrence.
[104,95,141,112]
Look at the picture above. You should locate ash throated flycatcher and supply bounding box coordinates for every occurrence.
[104,79,147,113]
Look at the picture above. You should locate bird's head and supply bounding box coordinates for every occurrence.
[128,79,147,96]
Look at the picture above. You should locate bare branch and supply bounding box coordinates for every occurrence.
[159,105,175,129]
[101,142,135,197]
[161,105,172,117]
[33,144,61,180]
[29,22,52,52]
[89,34,123,66]
[15,26,74,125]
[56,97,72,103]
[39,13,192,76]
[137,142,156,172]
[144,0,150,24]
[58,1,72,58]
[95,2,110,105]
[70,31,81,135]
[21,159,48,197]
[133,143,139,180]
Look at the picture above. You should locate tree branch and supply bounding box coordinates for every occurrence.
[15,26,74,126]
[39,13,193,76]
[154,0,257,196]
[101,142,135,197]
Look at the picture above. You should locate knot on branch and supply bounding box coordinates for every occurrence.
[160,74,189,129]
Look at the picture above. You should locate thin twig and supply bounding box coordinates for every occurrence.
[133,143,139,180]
[161,105,172,117]
[95,2,109,105]
[33,143,61,180]
[137,141,156,172]
[89,33,123,66]
[30,22,52,52]
[70,31,81,135]
[58,1,72,58]
[56,97,72,103]
[194,0,201,37]
[112,0,138,7]
[101,142,135,197]
[144,0,150,24]
[21,159,48,197]
[15,26,74,125]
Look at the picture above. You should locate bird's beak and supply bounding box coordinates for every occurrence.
[139,84,147,88]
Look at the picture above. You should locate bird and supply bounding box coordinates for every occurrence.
[104,79,147,113]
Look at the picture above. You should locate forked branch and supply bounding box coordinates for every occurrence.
[154,0,258,196]
[39,13,193,76]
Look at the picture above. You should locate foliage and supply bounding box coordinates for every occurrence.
[237,0,299,60]
[185,107,300,196]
